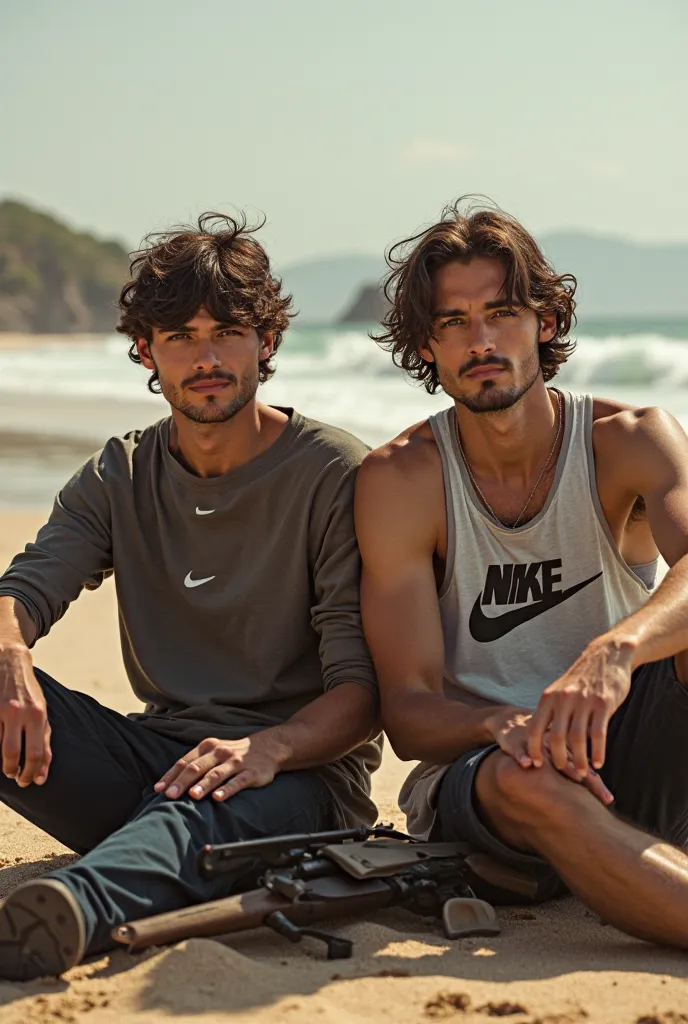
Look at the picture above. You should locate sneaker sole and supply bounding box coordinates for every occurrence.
[0,879,86,981]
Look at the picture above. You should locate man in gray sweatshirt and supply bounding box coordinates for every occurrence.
[0,212,381,980]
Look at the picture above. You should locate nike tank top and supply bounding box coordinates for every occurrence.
[399,389,655,838]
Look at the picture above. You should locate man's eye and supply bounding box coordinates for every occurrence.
[493,309,516,319]
[167,333,190,341]
[441,318,463,328]
[218,329,242,337]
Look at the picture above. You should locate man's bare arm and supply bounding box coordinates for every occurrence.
[354,444,516,764]
[527,407,688,774]
[0,596,38,648]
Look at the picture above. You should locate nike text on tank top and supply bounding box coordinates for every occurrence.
[399,390,655,838]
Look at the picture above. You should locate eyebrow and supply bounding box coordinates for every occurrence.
[432,299,513,319]
[161,321,241,333]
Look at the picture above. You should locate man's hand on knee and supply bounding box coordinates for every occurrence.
[154,734,285,802]
[525,636,633,779]
[488,705,614,806]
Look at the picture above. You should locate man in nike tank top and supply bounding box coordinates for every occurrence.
[0,213,380,979]
[356,197,688,947]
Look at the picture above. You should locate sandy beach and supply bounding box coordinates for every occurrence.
[0,512,686,1023]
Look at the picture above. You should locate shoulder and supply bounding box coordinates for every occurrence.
[592,398,685,454]
[76,419,167,485]
[355,418,445,551]
[357,418,443,493]
[591,397,688,486]
[292,412,371,472]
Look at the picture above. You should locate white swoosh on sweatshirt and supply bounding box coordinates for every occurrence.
[195,507,216,515]
[184,572,216,588]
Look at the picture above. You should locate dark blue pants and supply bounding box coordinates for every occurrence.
[0,671,336,955]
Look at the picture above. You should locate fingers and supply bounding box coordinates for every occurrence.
[589,705,610,770]
[34,723,52,786]
[554,750,614,806]
[529,693,605,778]
[16,703,50,787]
[159,751,221,798]
[497,731,532,768]
[546,702,574,772]
[213,770,256,802]
[188,761,238,800]
[154,746,202,793]
[1,716,22,780]
[581,769,614,806]
[526,699,554,768]
[565,707,591,778]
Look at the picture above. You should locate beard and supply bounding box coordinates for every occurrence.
[438,343,541,414]
[158,365,260,424]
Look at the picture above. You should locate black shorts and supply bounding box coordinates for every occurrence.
[435,658,688,902]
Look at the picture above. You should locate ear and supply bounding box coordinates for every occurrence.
[259,331,275,361]
[419,337,437,364]
[538,313,557,345]
[136,337,156,371]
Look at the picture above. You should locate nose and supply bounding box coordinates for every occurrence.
[467,319,496,357]
[193,337,222,372]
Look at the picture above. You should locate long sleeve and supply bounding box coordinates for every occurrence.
[0,450,113,642]
[308,458,378,698]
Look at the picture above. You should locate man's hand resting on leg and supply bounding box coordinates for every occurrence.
[155,734,284,802]
[489,705,615,806]
[525,636,633,780]
[155,684,378,803]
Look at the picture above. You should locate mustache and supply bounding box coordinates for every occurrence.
[459,356,512,376]
[181,371,238,389]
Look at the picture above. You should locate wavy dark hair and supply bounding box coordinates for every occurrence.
[373,196,577,394]
[117,211,293,393]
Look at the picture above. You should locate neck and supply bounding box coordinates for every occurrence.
[455,380,560,487]
[168,400,289,478]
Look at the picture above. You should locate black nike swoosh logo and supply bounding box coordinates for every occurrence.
[469,572,603,643]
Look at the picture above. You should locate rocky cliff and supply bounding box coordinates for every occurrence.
[338,283,390,324]
[0,201,129,333]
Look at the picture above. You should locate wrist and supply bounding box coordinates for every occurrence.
[0,639,31,662]
[484,704,521,743]
[249,727,293,772]
[590,630,639,671]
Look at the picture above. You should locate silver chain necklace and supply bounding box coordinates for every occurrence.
[455,389,563,530]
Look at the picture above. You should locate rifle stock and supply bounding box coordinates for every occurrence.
[113,878,393,952]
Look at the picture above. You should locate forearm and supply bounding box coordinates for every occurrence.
[0,596,37,649]
[602,553,688,668]
[384,689,514,763]
[249,683,379,772]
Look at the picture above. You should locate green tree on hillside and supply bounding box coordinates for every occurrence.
[0,201,129,333]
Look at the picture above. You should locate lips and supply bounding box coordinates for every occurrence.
[189,380,231,394]
[466,365,504,379]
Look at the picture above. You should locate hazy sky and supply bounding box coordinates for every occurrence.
[2,0,686,266]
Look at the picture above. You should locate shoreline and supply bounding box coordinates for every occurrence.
[0,332,111,349]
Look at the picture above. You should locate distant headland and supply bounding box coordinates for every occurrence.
[2,200,688,333]
[0,200,129,333]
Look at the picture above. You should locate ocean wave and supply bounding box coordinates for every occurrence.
[1,329,687,405]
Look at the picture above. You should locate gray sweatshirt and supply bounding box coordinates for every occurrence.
[0,409,381,826]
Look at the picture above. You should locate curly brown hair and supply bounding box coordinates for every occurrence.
[117,211,293,393]
[374,197,577,394]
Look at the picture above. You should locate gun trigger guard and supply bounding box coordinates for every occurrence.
[265,911,353,960]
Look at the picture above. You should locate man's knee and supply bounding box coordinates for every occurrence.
[476,751,573,831]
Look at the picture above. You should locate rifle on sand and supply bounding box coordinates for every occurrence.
[112,824,537,960]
